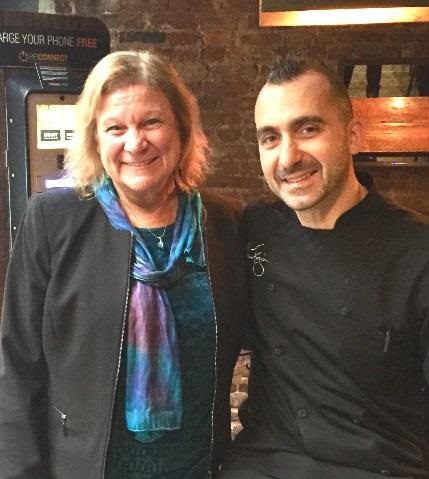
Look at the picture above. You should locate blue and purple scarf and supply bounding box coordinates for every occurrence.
[95,178,205,442]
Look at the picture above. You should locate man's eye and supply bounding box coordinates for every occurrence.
[300,125,319,136]
[261,135,278,147]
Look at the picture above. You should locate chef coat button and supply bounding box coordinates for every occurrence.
[340,306,350,317]
[267,283,275,292]
[273,346,284,356]
[380,470,391,476]
[297,408,308,418]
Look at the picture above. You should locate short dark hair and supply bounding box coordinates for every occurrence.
[266,56,353,122]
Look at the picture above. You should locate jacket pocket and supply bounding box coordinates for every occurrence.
[338,319,418,395]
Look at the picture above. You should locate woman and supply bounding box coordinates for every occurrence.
[0,51,246,478]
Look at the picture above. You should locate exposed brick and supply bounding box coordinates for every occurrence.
[244,12,258,30]
[231,421,243,439]
[168,32,201,46]
[186,0,217,14]
[202,46,227,62]
[206,175,264,190]
[198,14,242,31]
[223,0,254,14]
[239,382,248,393]
[230,392,248,409]
[119,31,166,43]
[217,126,242,143]
[202,31,235,47]
[174,60,208,84]
[151,13,198,30]
[231,408,240,422]
[240,33,283,48]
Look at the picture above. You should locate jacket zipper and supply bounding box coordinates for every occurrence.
[204,232,219,478]
[54,406,68,436]
[101,232,133,478]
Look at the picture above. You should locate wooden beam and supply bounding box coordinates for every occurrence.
[352,96,429,154]
[261,1,429,11]
[259,6,429,26]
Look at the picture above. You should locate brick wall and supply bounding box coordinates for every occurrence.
[49,0,429,434]
[51,1,429,211]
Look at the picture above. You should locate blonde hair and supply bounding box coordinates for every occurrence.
[65,50,209,197]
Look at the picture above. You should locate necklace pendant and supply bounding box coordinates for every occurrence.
[157,237,164,249]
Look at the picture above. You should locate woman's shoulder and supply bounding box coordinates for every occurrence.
[29,188,95,212]
[26,188,100,230]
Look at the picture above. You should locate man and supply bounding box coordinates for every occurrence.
[220,57,429,478]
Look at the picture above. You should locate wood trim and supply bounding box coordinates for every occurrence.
[352,96,429,155]
[259,7,429,26]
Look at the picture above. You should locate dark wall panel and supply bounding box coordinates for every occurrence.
[0,0,38,12]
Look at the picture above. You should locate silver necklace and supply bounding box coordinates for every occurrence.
[145,225,167,249]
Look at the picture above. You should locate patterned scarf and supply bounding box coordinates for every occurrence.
[95,178,205,442]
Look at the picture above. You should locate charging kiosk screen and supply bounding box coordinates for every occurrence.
[27,92,78,193]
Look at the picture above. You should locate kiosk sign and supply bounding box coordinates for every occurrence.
[0,21,109,69]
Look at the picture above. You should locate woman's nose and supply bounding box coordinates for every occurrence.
[123,129,147,153]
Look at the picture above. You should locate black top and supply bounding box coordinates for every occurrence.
[236,175,429,478]
[105,224,216,478]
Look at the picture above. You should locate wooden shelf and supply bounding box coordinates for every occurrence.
[352,96,429,155]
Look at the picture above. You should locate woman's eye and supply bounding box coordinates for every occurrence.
[143,118,161,127]
[105,125,122,133]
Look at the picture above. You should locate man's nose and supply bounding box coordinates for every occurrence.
[278,137,300,168]
[123,128,147,152]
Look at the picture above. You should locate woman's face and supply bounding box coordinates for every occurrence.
[95,83,181,207]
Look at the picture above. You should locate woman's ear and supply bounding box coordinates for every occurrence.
[95,130,100,154]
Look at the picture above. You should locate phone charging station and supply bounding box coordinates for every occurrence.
[0,10,110,306]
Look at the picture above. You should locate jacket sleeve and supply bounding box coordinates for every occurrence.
[0,194,51,478]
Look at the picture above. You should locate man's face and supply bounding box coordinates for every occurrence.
[255,71,361,215]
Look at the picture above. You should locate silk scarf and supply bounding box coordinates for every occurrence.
[95,178,205,442]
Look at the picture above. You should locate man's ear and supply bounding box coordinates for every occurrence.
[348,118,363,156]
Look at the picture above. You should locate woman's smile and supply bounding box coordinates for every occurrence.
[96,83,182,209]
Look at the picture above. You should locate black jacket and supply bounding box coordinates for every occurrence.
[0,188,246,479]
[234,183,429,478]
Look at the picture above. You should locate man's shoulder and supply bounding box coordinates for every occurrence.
[362,172,429,231]
[367,195,429,257]
[378,195,429,232]
[244,194,287,223]
[391,203,429,227]
[200,188,244,221]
